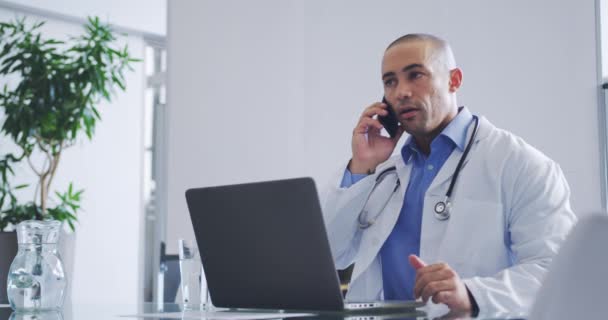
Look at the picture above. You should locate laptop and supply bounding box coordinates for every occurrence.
[185,177,424,312]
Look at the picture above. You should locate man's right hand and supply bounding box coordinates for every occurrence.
[349,102,404,174]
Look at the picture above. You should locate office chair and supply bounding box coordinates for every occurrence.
[159,242,181,303]
[528,213,608,319]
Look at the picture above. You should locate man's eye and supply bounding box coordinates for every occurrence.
[384,79,396,87]
[410,72,423,80]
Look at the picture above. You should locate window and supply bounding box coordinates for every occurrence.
[142,39,168,302]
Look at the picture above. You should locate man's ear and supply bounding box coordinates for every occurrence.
[448,68,463,92]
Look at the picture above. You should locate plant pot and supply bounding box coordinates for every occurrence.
[0,231,18,304]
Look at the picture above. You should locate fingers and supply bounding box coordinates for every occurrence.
[360,102,388,120]
[353,102,388,135]
[408,254,426,270]
[420,279,454,303]
[350,101,401,173]
[353,117,383,135]
[354,102,400,138]
[411,260,472,311]
[416,262,450,277]
[431,291,452,305]
[413,265,455,299]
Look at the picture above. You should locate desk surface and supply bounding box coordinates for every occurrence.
[0,303,526,320]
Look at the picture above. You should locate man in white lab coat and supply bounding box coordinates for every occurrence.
[321,33,577,314]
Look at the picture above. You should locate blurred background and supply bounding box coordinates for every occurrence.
[0,0,606,308]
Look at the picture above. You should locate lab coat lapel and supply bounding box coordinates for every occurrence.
[427,116,490,196]
[426,148,463,196]
[421,116,493,262]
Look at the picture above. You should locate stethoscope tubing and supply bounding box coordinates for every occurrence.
[357,167,400,229]
[357,115,479,229]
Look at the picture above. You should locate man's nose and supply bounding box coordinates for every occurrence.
[395,81,413,100]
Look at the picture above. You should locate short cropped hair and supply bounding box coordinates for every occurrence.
[386,33,456,70]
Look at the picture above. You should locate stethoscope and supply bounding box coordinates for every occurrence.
[357,115,479,229]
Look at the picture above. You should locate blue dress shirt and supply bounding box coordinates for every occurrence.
[340,108,473,300]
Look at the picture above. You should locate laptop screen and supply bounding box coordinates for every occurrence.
[185,177,345,311]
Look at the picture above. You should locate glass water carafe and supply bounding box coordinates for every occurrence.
[7,220,67,312]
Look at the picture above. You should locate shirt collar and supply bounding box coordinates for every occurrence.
[442,106,473,152]
[401,107,473,164]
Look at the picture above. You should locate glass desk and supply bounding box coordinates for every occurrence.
[0,303,526,320]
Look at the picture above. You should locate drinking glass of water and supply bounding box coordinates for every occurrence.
[178,239,210,310]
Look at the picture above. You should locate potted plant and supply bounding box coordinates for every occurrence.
[0,16,139,302]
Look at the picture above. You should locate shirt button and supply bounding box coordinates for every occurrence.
[427,164,434,170]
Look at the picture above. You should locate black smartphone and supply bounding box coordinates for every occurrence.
[379,97,399,138]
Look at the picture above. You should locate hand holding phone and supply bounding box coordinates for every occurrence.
[350,99,402,174]
[379,97,400,138]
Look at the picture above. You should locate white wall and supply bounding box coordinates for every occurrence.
[0,8,146,305]
[0,0,166,36]
[167,0,602,249]
[602,0,608,79]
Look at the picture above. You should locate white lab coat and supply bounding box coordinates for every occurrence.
[321,116,577,314]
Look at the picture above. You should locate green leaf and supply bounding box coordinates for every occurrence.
[91,107,101,120]
[55,191,66,202]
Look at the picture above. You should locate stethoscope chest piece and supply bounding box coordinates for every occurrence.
[434,200,451,221]
[358,210,374,229]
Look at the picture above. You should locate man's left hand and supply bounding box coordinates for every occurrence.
[409,255,472,311]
